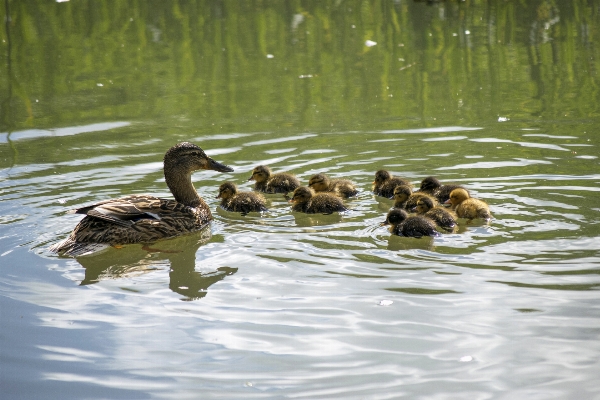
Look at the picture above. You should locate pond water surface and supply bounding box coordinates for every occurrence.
[2,1,600,399]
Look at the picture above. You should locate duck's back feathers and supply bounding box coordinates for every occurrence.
[395,215,439,238]
[306,193,348,214]
[424,208,457,231]
[266,173,301,194]
[456,198,492,220]
[375,177,412,198]
[221,192,267,214]
[434,184,466,204]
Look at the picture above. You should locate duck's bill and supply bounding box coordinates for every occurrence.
[207,158,234,173]
[379,221,389,226]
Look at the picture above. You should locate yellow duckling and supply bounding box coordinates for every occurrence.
[248,165,300,195]
[216,182,267,215]
[372,170,412,198]
[413,197,457,232]
[380,209,439,238]
[392,184,436,211]
[289,186,348,214]
[308,173,358,198]
[445,188,492,220]
[418,176,468,204]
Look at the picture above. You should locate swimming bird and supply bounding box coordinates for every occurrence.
[413,196,457,232]
[372,170,412,198]
[289,186,348,214]
[308,173,358,198]
[49,142,234,257]
[392,184,436,211]
[445,188,492,220]
[248,165,300,195]
[418,176,467,203]
[216,182,267,215]
[380,208,439,238]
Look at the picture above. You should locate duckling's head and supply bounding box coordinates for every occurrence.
[216,182,238,200]
[373,170,391,185]
[164,142,234,174]
[381,209,408,226]
[248,165,272,183]
[392,185,412,201]
[308,173,330,192]
[419,176,441,192]
[446,188,470,207]
[414,197,434,214]
[289,186,314,204]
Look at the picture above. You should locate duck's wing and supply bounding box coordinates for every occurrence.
[68,195,168,227]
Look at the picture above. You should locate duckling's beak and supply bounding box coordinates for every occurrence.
[206,157,234,173]
[388,195,395,200]
[379,220,389,227]
[248,174,255,181]
[410,207,417,212]
[444,199,451,205]
[288,198,295,203]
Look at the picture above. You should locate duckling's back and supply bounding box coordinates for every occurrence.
[226,192,267,214]
[375,177,412,198]
[306,193,348,214]
[456,198,491,220]
[332,179,358,198]
[266,173,301,194]
[425,207,457,231]
[395,215,438,238]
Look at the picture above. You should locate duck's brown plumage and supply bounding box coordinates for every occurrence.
[445,188,492,220]
[49,142,234,257]
[381,209,438,238]
[308,173,358,198]
[413,196,457,232]
[373,170,412,198]
[217,182,267,214]
[248,165,300,195]
[392,185,436,211]
[418,176,467,203]
[290,186,348,214]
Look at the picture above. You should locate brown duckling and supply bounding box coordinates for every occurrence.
[418,176,468,204]
[380,209,439,238]
[445,188,492,220]
[413,196,457,232]
[216,182,267,215]
[308,173,358,198]
[289,186,348,214]
[372,170,412,198]
[392,185,436,211]
[248,165,300,195]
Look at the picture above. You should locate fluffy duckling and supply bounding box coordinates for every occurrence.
[380,209,439,238]
[248,165,300,195]
[445,188,492,220]
[413,196,457,232]
[308,173,358,198]
[418,176,467,203]
[372,170,412,198]
[392,185,436,211]
[289,186,348,214]
[216,182,267,215]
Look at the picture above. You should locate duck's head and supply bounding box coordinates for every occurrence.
[414,197,434,214]
[248,165,271,183]
[164,142,234,174]
[445,188,470,208]
[419,176,441,192]
[308,173,330,192]
[289,186,313,204]
[392,185,412,201]
[216,182,237,200]
[380,208,408,226]
[373,170,391,185]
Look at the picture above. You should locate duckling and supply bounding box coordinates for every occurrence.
[49,142,234,257]
[380,209,439,238]
[445,188,492,220]
[216,182,267,215]
[392,185,436,211]
[248,165,300,195]
[289,186,348,214]
[372,170,412,198]
[413,196,457,232]
[418,176,467,203]
[308,173,358,198]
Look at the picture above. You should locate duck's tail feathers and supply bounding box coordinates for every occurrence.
[49,238,111,257]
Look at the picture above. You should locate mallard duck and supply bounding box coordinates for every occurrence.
[418,176,467,203]
[372,170,412,198]
[248,165,300,195]
[413,196,457,232]
[289,186,348,214]
[216,182,267,215]
[308,173,358,198]
[380,209,439,238]
[445,188,492,220]
[49,142,234,257]
[392,184,436,211]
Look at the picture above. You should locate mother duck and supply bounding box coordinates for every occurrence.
[50,142,234,256]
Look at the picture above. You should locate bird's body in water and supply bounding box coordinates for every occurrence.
[381,208,439,238]
[217,182,267,215]
[308,173,358,198]
[289,186,348,214]
[392,185,435,211]
[372,170,412,198]
[413,196,457,232]
[418,176,467,204]
[445,188,492,220]
[248,165,300,195]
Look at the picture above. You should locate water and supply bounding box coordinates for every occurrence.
[2,1,600,399]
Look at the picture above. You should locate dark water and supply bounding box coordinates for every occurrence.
[2,1,600,398]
